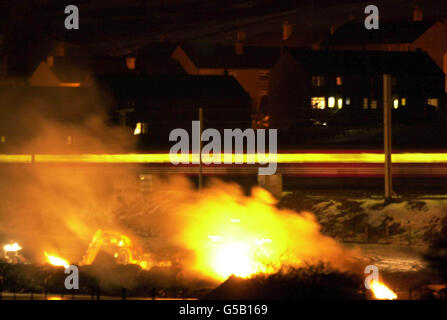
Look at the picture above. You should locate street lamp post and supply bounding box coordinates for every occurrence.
[383,74,393,199]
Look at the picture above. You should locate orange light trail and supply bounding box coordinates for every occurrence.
[0,153,447,164]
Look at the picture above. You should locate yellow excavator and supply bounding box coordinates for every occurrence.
[80,229,159,270]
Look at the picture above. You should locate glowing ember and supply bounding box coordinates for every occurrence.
[3,242,22,252]
[371,280,397,300]
[44,252,70,268]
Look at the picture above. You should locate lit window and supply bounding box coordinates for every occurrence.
[259,89,269,98]
[345,98,351,105]
[311,97,326,109]
[393,99,399,109]
[328,97,335,108]
[401,98,406,106]
[134,122,148,135]
[426,98,439,108]
[336,77,343,86]
[337,98,343,109]
[126,57,136,70]
[67,136,72,145]
[258,71,269,81]
[0,136,5,143]
[312,76,325,87]
[371,100,377,109]
[363,98,368,109]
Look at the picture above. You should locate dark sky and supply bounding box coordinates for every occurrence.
[2,0,447,62]
[4,1,447,44]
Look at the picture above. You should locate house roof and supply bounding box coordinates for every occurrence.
[51,55,129,78]
[131,42,179,58]
[286,49,444,76]
[42,57,90,83]
[245,28,329,48]
[322,21,436,46]
[94,74,250,100]
[128,42,185,74]
[179,43,281,69]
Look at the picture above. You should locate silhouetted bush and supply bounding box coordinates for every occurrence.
[202,263,364,300]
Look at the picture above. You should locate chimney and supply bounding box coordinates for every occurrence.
[330,25,336,35]
[235,30,245,55]
[413,5,423,22]
[46,55,54,67]
[234,41,243,55]
[54,41,66,57]
[2,53,7,77]
[236,30,246,42]
[282,21,292,41]
[126,56,136,70]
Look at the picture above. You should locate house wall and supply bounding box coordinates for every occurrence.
[195,68,267,115]
[171,46,265,114]
[227,69,269,115]
[267,53,444,130]
[327,20,447,92]
[411,20,447,94]
[411,20,447,70]
[267,52,307,130]
[128,96,252,144]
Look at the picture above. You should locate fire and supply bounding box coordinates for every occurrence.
[370,280,397,300]
[80,229,155,269]
[205,220,277,279]
[211,240,263,278]
[175,182,352,281]
[3,242,22,252]
[44,252,70,268]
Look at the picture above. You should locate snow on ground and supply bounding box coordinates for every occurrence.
[279,193,447,247]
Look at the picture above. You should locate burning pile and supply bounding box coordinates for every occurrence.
[137,177,359,282]
[3,242,24,263]
[79,229,171,270]
[370,280,397,300]
[44,252,70,268]
[0,174,400,299]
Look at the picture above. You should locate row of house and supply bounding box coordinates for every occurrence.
[0,6,446,150]
[268,50,444,128]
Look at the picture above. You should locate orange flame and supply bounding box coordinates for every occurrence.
[44,252,70,268]
[371,280,397,300]
[165,178,356,281]
[3,242,22,252]
[206,227,276,279]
